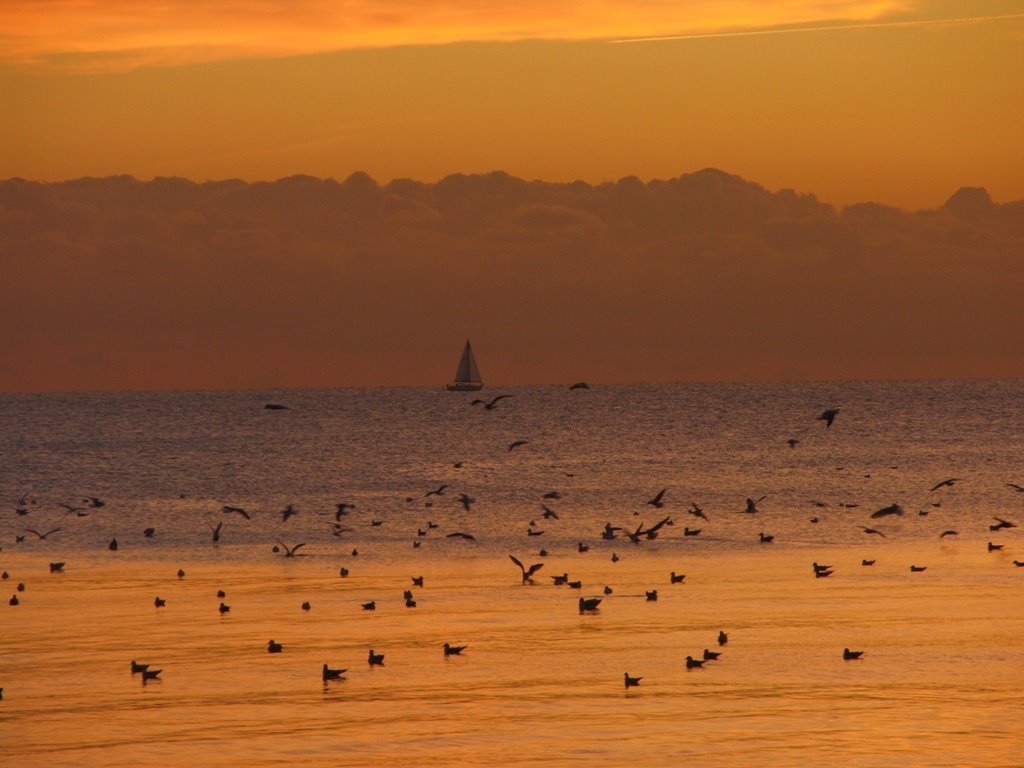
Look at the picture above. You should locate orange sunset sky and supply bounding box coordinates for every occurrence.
[1,1,1023,391]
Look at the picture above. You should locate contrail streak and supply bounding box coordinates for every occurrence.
[611,13,1024,44]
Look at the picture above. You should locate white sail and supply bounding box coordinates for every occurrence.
[449,340,483,390]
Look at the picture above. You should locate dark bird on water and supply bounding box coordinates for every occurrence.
[509,555,544,583]
[685,656,705,669]
[759,532,774,543]
[109,538,119,551]
[910,565,927,572]
[154,596,165,607]
[301,601,311,611]
[362,601,376,610]
[670,572,685,583]
[143,527,155,538]
[177,568,186,578]
[543,491,562,500]
[141,668,162,682]
[267,640,283,653]
[443,643,467,656]
[131,660,149,674]
[412,576,424,587]
[787,438,800,448]
[624,672,641,689]
[843,648,864,660]
[368,649,384,666]
[718,630,728,646]
[579,597,601,613]
[264,403,289,410]
[85,497,106,508]
[645,590,658,601]
[219,602,231,613]
[322,663,346,680]
[817,408,839,428]
[862,559,875,566]
[988,542,1004,552]
[703,649,721,661]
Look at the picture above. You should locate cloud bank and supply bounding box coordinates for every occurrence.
[1,169,1021,391]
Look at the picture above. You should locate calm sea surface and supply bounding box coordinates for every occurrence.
[1,381,1023,766]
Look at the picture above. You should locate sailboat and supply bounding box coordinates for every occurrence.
[447,340,483,391]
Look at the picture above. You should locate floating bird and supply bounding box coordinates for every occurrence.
[109,537,119,551]
[509,555,544,583]
[759,532,774,544]
[154,597,165,607]
[862,559,875,566]
[368,649,384,666]
[443,643,467,656]
[276,541,306,557]
[871,503,904,519]
[281,505,298,522]
[143,527,155,538]
[412,576,424,587]
[48,561,64,572]
[141,668,162,682]
[718,630,728,645]
[217,590,226,598]
[610,552,620,562]
[939,530,958,538]
[861,527,886,537]
[9,595,19,605]
[84,497,106,508]
[645,590,658,601]
[339,567,349,577]
[1012,560,1024,567]
[322,663,346,681]
[425,485,448,498]
[567,580,582,589]
[508,439,528,452]
[130,660,149,674]
[670,572,685,584]
[221,505,251,519]
[624,672,642,689]
[301,601,311,611]
[683,527,701,537]
[843,648,863,660]
[988,542,1004,552]
[405,596,417,608]
[578,597,601,613]
[362,600,376,610]
[24,528,60,540]
[817,408,839,428]
[685,656,705,669]
[703,649,721,661]
[177,568,186,578]
[930,478,960,492]
[744,496,766,513]
[527,528,544,537]
[542,491,562,500]
[219,602,231,613]
[647,488,667,509]
[267,639,283,653]
[603,585,613,595]
[577,542,589,552]
[910,565,927,572]
[471,394,512,410]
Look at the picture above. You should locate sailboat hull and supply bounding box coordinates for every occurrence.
[446,382,483,392]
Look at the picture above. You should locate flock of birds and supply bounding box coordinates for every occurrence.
[3,398,1023,698]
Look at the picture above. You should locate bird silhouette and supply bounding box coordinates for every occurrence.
[276,541,307,557]
[322,663,346,680]
[939,530,958,538]
[624,672,642,689]
[861,527,886,537]
[443,643,467,656]
[24,528,60,540]
[457,493,475,512]
[910,565,927,572]
[508,439,528,452]
[221,505,251,519]
[871,503,904,519]
[689,503,708,521]
[425,485,448,498]
[670,572,686,583]
[647,488,667,508]
[744,496,766,513]
[368,649,384,666]
[685,656,705,669]
[209,521,223,543]
[703,649,722,661]
[930,478,960,491]
[447,531,476,541]
[509,555,544,583]
[267,640,283,653]
[472,394,512,410]
[578,597,601,612]
[817,408,839,428]
[281,505,298,522]
[843,648,864,660]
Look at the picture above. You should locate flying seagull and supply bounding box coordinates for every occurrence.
[275,541,306,557]
[508,439,528,452]
[647,488,667,509]
[471,394,512,410]
[509,554,544,583]
[24,528,60,540]
[930,478,960,492]
[744,496,766,513]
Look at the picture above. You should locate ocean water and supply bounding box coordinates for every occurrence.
[1,380,1023,766]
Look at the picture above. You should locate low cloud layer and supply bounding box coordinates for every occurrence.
[1,169,1021,391]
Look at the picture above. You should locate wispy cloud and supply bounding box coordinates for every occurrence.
[0,0,913,72]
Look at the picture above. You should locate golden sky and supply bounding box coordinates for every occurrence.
[1,0,1022,207]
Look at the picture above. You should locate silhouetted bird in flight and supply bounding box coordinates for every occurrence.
[689,503,708,521]
[281,505,298,522]
[871,503,904,519]
[275,541,306,557]
[745,496,766,513]
[861,527,886,537]
[425,485,448,498]
[508,439,528,451]
[458,493,474,512]
[25,528,60,540]
[221,506,251,519]
[817,409,839,428]
[509,555,544,583]
[471,394,512,410]
[447,531,476,541]
[209,521,223,543]
[647,488,667,509]
[930,478,960,491]
[990,517,1017,531]
[939,530,958,538]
